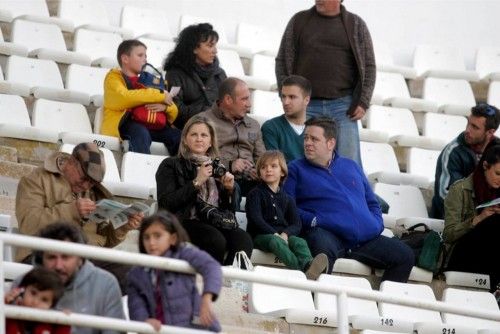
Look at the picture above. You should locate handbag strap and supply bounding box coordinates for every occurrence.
[406,223,431,232]
[141,63,163,78]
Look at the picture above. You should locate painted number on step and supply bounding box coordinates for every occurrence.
[273,257,283,264]
[313,317,327,325]
[93,139,106,148]
[381,318,394,326]
[475,278,488,286]
[442,328,456,334]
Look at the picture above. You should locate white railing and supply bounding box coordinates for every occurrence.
[1,233,500,334]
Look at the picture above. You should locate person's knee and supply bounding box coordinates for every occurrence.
[268,235,287,250]
[394,241,415,268]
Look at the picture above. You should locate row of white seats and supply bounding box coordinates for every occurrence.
[250,266,500,332]
[375,42,500,82]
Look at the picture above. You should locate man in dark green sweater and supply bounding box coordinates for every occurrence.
[261,75,311,162]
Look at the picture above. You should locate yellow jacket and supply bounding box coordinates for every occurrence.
[101,68,178,138]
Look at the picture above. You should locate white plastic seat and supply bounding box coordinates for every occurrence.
[332,258,372,276]
[0,26,28,57]
[422,78,476,116]
[249,54,278,91]
[178,14,250,58]
[251,90,282,120]
[380,281,442,328]
[374,266,433,284]
[360,141,430,188]
[442,288,500,331]
[56,0,132,38]
[120,6,173,41]
[373,183,444,232]
[444,271,491,290]
[413,45,479,82]
[249,266,334,326]
[10,19,90,66]
[236,23,280,57]
[217,49,270,90]
[421,113,467,144]
[315,275,379,328]
[405,147,441,184]
[373,42,417,79]
[0,55,88,104]
[0,0,69,30]
[120,152,167,199]
[235,212,248,232]
[74,29,122,68]
[4,261,32,280]
[371,72,438,113]
[250,249,285,267]
[31,99,121,151]
[138,38,175,70]
[0,93,59,143]
[475,47,500,81]
[487,81,500,107]
[65,64,109,107]
[0,214,14,261]
[366,105,445,150]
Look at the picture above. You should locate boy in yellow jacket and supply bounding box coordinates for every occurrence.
[102,40,180,154]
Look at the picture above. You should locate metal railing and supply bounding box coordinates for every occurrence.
[1,233,500,334]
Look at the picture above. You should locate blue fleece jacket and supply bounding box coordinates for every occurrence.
[283,153,383,248]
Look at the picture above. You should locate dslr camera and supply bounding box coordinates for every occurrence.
[210,158,227,178]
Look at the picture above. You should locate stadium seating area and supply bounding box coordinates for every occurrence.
[0,0,499,333]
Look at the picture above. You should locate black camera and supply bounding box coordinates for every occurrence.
[211,158,227,178]
[197,201,238,230]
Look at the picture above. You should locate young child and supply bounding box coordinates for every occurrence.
[5,267,69,334]
[127,212,222,332]
[246,150,328,280]
[102,39,181,155]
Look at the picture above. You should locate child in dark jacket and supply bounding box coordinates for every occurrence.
[126,212,222,332]
[245,150,328,280]
[5,267,70,334]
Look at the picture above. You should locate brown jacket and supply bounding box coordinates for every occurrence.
[15,152,129,261]
[202,105,266,169]
[275,5,376,112]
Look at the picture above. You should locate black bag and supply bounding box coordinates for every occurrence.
[196,200,239,230]
[400,223,444,274]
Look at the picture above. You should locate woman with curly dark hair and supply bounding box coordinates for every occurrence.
[164,23,227,129]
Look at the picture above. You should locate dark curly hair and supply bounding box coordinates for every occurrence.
[164,23,219,73]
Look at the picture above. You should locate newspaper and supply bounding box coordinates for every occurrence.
[476,197,500,209]
[89,199,152,229]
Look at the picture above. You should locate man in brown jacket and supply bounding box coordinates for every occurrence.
[203,77,266,197]
[15,143,141,290]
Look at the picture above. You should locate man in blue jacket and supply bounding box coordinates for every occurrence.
[284,117,414,282]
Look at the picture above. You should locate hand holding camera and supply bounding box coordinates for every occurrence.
[195,158,228,185]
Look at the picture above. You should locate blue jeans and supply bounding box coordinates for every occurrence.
[304,227,414,282]
[120,118,181,155]
[307,96,362,167]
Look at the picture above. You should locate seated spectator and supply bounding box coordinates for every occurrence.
[261,75,310,163]
[27,223,125,334]
[156,115,253,265]
[127,212,222,332]
[444,143,500,292]
[246,150,328,280]
[5,267,70,334]
[284,117,414,282]
[165,23,227,129]
[15,142,141,291]
[431,103,500,218]
[202,77,266,197]
[102,39,181,154]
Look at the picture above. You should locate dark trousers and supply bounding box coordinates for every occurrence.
[182,219,253,266]
[304,227,415,282]
[120,118,181,155]
[447,216,500,292]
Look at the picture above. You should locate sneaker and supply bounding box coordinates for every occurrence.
[305,253,329,280]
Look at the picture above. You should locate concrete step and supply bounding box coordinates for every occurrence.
[0,138,57,166]
[0,146,18,163]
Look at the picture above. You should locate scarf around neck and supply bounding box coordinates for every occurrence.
[193,58,220,81]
